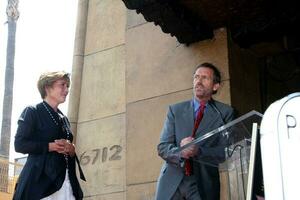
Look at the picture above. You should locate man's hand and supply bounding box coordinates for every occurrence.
[180,136,199,159]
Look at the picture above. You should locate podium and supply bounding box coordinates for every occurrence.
[175,110,263,200]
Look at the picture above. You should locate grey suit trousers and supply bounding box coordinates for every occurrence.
[171,175,201,200]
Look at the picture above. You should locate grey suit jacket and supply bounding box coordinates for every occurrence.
[155,99,234,200]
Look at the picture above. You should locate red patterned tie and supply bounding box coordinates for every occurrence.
[184,102,205,176]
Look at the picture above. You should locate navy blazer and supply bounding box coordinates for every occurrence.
[155,99,234,200]
[13,102,83,200]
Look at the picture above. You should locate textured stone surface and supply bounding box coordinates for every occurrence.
[68,55,84,123]
[127,182,157,200]
[84,192,125,200]
[126,24,230,103]
[78,46,125,122]
[126,9,147,29]
[85,0,126,54]
[76,114,126,196]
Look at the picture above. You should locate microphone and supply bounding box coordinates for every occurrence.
[208,100,232,158]
[208,100,226,125]
[210,101,229,138]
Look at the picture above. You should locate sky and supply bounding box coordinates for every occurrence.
[0,0,78,161]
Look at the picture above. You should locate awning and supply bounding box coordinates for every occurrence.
[122,0,300,47]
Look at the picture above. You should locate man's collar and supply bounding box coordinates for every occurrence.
[193,98,214,111]
[192,98,199,112]
[193,98,204,112]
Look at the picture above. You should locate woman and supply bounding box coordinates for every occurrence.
[13,71,85,200]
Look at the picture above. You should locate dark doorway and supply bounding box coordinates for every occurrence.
[229,34,300,115]
[259,50,300,111]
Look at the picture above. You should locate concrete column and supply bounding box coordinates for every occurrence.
[67,0,89,140]
[73,0,127,199]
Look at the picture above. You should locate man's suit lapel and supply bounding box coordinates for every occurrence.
[181,100,194,138]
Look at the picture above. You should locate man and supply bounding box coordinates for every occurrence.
[155,62,234,200]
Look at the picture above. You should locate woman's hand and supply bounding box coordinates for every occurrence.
[61,139,75,157]
[49,141,65,154]
[49,139,75,157]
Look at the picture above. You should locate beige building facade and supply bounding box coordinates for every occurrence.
[68,1,231,199]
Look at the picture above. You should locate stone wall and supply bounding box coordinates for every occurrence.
[125,10,231,199]
[69,1,231,199]
[69,0,126,199]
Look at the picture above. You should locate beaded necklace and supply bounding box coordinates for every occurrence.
[61,115,71,169]
[43,101,70,168]
[61,115,71,141]
[42,102,59,126]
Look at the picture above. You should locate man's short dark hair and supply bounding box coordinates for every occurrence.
[194,62,221,84]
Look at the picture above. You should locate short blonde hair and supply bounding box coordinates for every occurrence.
[37,71,70,99]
